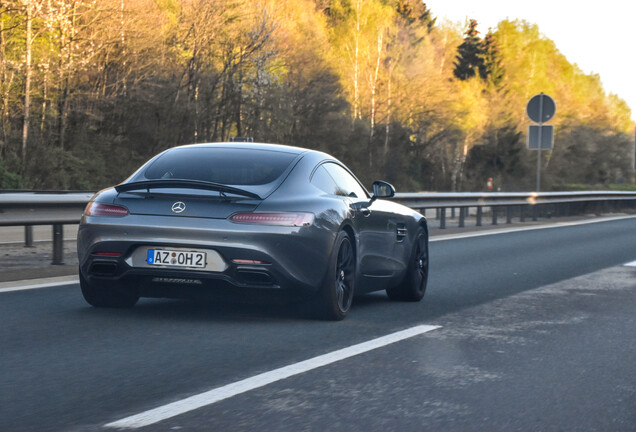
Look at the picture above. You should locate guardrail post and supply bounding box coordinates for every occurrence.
[52,224,64,265]
[440,207,446,229]
[492,206,498,225]
[451,207,456,219]
[506,206,512,224]
[459,207,465,227]
[520,206,525,222]
[476,207,482,226]
[435,208,440,220]
[532,206,538,221]
[25,226,34,247]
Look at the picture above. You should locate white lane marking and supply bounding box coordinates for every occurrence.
[104,324,441,429]
[625,261,636,267]
[0,278,78,293]
[430,215,636,242]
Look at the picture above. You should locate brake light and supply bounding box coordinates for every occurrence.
[85,202,129,217]
[229,212,314,226]
[232,259,271,265]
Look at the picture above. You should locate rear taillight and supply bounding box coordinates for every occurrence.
[85,202,129,217]
[94,252,122,257]
[229,212,314,227]
[232,259,271,265]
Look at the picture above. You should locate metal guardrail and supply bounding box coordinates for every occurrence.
[1,190,636,264]
[0,192,93,264]
[392,191,636,229]
[0,192,94,226]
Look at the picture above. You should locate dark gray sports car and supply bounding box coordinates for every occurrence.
[77,143,428,320]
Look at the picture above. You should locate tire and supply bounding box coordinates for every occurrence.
[386,226,428,302]
[315,231,356,320]
[80,269,139,308]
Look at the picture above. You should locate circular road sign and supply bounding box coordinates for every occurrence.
[526,93,556,123]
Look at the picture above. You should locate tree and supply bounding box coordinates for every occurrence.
[0,1,632,192]
[383,0,435,159]
[453,18,484,81]
[395,0,435,33]
[464,125,529,191]
[481,30,504,86]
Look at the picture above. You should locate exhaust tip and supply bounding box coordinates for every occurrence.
[236,270,276,286]
[89,262,119,277]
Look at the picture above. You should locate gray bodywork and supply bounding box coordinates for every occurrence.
[77,143,427,301]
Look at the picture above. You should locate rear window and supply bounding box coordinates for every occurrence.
[142,147,298,185]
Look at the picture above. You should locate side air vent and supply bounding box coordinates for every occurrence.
[396,224,407,242]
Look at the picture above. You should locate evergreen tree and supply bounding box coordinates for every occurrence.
[395,0,436,33]
[453,19,485,81]
[464,124,529,191]
[481,30,504,87]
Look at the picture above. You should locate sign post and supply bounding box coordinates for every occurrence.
[526,93,556,191]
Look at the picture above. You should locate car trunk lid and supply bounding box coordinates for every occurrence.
[113,190,260,219]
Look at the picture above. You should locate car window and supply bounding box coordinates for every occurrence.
[142,147,297,186]
[322,163,368,199]
[311,165,339,195]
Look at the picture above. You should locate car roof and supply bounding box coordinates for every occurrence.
[172,142,310,155]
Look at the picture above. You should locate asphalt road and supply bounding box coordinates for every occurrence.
[1,217,635,431]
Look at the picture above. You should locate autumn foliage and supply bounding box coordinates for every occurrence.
[0,0,633,191]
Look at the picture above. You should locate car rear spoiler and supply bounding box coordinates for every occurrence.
[114,180,262,200]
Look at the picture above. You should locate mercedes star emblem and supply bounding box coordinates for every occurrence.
[171,201,186,213]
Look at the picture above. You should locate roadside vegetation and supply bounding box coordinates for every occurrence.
[0,0,633,191]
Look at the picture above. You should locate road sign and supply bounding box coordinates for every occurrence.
[526,93,556,192]
[527,93,556,123]
[527,125,554,150]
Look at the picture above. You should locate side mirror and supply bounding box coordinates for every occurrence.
[371,180,395,200]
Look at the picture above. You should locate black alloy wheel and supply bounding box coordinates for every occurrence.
[335,236,355,313]
[386,227,428,301]
[316,231,355,320]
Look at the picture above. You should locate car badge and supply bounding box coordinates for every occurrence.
[171,201,186,213]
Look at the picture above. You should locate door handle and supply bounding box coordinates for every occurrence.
[350,203,372,217]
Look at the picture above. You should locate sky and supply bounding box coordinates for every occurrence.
[424,0,636,122]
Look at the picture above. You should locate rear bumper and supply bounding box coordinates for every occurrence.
[77,214,335,300]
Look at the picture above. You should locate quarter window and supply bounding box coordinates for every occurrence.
[322,163,368,199]
[311,165,339,195]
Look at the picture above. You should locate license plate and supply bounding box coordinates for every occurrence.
[147,249,207,268]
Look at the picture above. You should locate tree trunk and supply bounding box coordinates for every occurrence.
[41,65,48,132]
[384,59,392,160]
[0,17,13,157]
[58,80,69,153]
[368,30,383,169]
[194,81,200,142]
[235,67,243,137]
[353,0,360,121]
[450,141,459,192]
[21,2,33,173]
[120,0,127,95]
[457,139,469,191]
